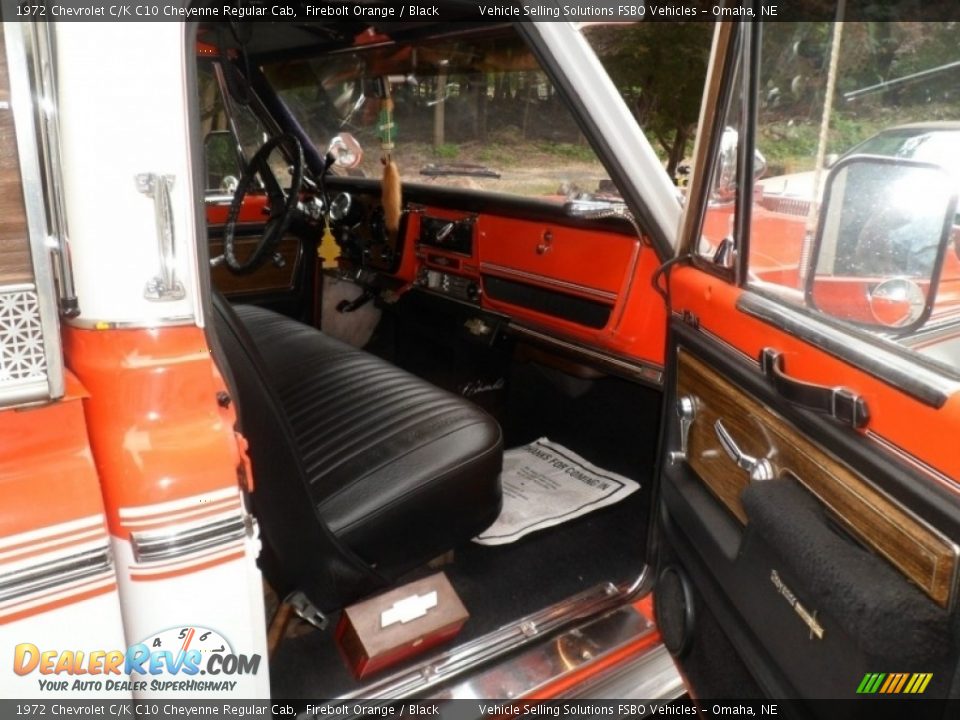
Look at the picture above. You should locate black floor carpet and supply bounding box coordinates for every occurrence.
[271,488,647,699]
[271,318,662,699]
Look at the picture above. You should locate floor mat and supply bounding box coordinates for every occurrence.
[475,438,640,546]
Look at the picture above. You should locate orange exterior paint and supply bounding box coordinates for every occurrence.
[0,373,104,540]
[669,264,960,486]
[0,372,116,624]
[62,325,245,540]
[0,583,118,626]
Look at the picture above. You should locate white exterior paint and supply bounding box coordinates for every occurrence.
[1,589,130,699]
[55,22,203,326]
[111,530,269,698]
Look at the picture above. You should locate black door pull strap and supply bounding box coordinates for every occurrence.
[760,348,870,429]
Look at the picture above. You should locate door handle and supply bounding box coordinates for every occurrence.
[137,173,185,302]
[714,419,774,482]
[760,349,869,429]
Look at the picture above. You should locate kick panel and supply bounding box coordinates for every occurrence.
[676,349,958,608]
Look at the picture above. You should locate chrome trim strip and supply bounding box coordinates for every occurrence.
[32,22,78,316]
[864,430,960,611]
[866,430,960,499]
[3,22,65,404]
[336,569,649,701]
[130,515,247,563]
[430,605,664,700]
[67,315,196,330]
[677,311,760,369]
[738,292,959,408]
[0,545,112,603]
[480,262,618,302]
[508,323,664,386]
[567,643,685,701]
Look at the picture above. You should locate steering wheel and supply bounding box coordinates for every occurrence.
[223,134,304,274]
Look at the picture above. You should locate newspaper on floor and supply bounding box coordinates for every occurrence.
[473,437,640,546]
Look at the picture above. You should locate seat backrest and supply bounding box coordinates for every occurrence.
[211,293,384,612]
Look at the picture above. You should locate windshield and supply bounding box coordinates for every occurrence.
[854,129,960,168]
[261,28,615,201]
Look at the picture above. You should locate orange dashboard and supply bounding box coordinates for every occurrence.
[387,203,667,375]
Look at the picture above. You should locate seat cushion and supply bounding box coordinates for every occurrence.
[233,305,503,576]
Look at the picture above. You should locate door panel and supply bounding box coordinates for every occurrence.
[677,349,957,608]
[659,266,960,701]
[652,17,960,704]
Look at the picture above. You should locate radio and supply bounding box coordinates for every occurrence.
[417,268,481,304]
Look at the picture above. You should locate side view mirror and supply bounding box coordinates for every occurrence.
[204,130,242,192]
[806,155,959,333]
[712,127,768,202]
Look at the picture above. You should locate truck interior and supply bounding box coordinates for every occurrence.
[193,19,672,698]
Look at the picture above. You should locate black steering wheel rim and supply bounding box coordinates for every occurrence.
[223,133,304,274]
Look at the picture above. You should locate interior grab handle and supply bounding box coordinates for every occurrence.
[714,419,774,482]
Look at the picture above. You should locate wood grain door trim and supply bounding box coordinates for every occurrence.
[0,29,33,286]
[677,348,959,608]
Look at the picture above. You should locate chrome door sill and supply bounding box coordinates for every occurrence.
[431,604,680,701]
[335,570,657,701]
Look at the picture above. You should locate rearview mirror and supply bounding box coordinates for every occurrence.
[807,155,958,333]
[327,132,363,170]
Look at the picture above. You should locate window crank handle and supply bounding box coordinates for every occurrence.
[668,395,696,465]
[714,419,775,482]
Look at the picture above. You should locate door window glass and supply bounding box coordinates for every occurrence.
[744,20,960,371]
[199,61,280,192]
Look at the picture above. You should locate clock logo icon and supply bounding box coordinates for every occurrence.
[142,626,233,658]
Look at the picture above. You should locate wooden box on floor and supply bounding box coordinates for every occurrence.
[336,572,469,679]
